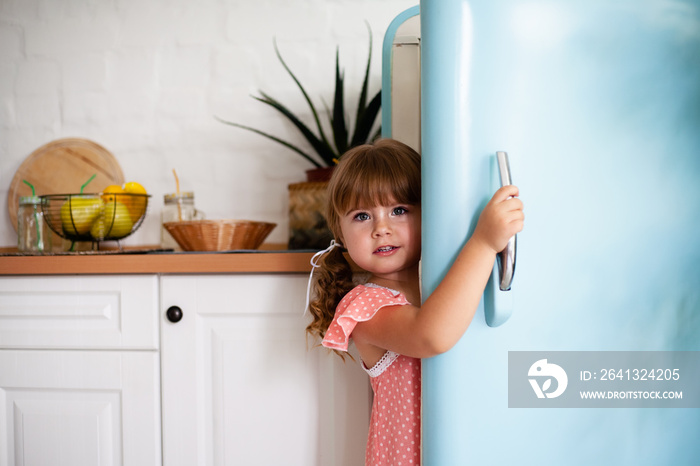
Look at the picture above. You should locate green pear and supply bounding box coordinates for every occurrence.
[91,201,134,239]
[61,196,102,235]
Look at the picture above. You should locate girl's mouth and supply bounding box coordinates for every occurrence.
[374,246,398,255]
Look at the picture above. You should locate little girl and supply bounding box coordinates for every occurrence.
[306,139,524,465]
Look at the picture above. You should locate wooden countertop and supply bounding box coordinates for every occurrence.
[0,244,317,275]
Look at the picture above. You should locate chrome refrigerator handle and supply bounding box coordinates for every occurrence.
[496,151,517,291]
[485,152,517,328]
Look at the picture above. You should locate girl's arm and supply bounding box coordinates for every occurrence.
[352,185,524,359]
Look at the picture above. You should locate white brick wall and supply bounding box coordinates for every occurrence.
[0,0,416,248]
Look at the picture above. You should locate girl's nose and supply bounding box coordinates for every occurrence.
[372,218,391,237]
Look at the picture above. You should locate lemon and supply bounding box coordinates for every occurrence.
[90,202,133,239]
[102,184,124,203]
[124,181,146,194]
[123,181,148,223]
[60,195,102,236]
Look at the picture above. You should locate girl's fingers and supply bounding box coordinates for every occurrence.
[502,196,524,213]
[475,186,524,252]
[493,185,519,201]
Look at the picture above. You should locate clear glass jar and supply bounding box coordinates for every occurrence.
[160,192,204,250]
[18,196,52,253]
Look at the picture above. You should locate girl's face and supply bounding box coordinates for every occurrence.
[339,199,421,283]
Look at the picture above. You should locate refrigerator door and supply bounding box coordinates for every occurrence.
[384,1,700,464]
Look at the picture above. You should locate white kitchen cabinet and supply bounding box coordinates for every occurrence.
[160,274,370,466]
[0,272,369,466]
[0,276,161,466]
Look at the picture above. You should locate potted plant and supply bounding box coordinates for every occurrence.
[217,26,381,182]
[218,26,382,249]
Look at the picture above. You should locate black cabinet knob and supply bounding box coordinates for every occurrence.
[166,306,183,323]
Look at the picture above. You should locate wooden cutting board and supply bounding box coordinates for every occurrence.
[7,138,125,232]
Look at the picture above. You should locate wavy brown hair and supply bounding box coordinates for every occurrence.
[306,139,421,350]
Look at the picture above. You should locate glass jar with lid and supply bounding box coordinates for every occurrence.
[17,196,52,253]
[161,192,204,250]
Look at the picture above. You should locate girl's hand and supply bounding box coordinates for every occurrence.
[472,185,524,254]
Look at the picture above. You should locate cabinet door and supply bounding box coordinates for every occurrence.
[0,350,161,466]
[0,275,158,350]
[161,275,370,466]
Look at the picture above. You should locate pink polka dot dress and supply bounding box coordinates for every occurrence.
[323,284,422,466]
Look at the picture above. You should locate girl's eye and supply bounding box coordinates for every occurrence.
[392,206,408,216]
[354,212,370,221]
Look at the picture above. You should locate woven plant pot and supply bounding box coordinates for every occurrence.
[288,181,333,250]
[305,166,334,182]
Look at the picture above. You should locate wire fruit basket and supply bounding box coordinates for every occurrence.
[41,193,150,246]
[163,220,276,251]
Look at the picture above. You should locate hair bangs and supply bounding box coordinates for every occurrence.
[347,167,417,212]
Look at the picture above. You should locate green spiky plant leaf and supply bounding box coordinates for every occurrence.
[217,25,381,168]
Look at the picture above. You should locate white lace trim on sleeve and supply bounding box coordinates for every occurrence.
[364,282,401,297]
[363,350,400,378]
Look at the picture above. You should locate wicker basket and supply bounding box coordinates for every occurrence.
[163,220,276,251]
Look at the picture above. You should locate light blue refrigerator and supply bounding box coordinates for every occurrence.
[382,1,700,464]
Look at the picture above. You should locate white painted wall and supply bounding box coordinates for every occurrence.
[0,0,416,248]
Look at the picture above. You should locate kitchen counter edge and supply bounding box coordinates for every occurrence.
[0,250,317,275]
